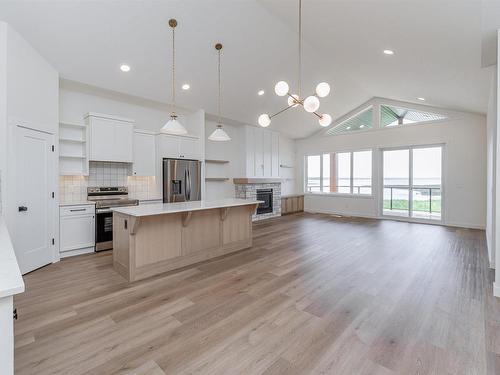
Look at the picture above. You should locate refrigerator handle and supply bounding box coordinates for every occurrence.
[186,168,191,200]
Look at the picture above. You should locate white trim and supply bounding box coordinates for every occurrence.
[59,246,94,258]
[494,282,500,298]
[304,192,374,199]
[84,112,134,123]
[314,96,477,139]
[379,144,445,226]
[304,208,377,219]
[303,207,484,230]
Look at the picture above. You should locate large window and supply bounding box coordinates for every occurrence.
[306,150,372,195]
[382,146,442,221]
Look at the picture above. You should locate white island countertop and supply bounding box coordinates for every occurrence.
[0,217,25,298]
[113,198,262,217]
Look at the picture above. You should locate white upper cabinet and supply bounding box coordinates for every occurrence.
[133,130,156,176]
[86,113,134,163]
[244,126,280,178]
[179,137,201,159]
[157,134,202,160]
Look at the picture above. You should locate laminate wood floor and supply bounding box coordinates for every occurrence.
[14,213,500,374]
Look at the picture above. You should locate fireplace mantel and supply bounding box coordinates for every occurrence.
[233,178,282,184]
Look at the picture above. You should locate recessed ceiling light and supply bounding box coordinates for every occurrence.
[360,125,365,128]
[417,97,426,101]
[182,83,190,90]
[120,64,131,72]
[258,90,265,96]
[346,126,351,130]
[383,49,395,55]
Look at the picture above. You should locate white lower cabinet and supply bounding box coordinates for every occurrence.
[59,204,95,258]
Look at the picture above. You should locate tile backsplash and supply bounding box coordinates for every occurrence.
[59,162,159,202]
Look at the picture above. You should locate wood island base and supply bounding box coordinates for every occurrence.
[113,203,258,282]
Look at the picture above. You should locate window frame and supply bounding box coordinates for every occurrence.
[304,148,374,197]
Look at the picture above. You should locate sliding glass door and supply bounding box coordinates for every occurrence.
[382,145,442,221]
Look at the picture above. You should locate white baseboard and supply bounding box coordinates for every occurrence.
[304,208,377,220]
[494,283,500,298]
[60,246,95,258]
[303,208,485,231]
[443,221,486,230]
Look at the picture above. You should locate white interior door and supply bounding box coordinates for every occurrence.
[15,126,55,274]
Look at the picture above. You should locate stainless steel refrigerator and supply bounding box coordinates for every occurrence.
[163,158,202,203]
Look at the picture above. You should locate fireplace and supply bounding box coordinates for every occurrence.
[234,181,281,221]
[256,189,273,214]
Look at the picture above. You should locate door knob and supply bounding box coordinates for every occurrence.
[18,206,28,212]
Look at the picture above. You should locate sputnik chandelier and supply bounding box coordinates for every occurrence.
[258,0,332,128]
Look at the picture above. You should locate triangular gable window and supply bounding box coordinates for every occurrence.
[326,106,373,135]
[380,105,447,127]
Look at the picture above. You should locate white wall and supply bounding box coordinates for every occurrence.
[60,81,201,136]
[296,102,487,229]
[0,23,7,215]
[1,22,59,257]
[487,66,497,267]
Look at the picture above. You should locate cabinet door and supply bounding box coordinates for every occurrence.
[271,132,280,177]
[114,122,134,162]
[179,137,201,159]
[245,126,255,177]
[254,127,264,177]
[133,132,156,176]
[263,130,272,177]
[90,117,115,161]
[158,134,180,159]
[60,215,95,252]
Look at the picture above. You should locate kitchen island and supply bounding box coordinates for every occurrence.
[112,198,261,282]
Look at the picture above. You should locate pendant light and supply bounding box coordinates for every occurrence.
[208,43,231,142]
[161,19,188,135]
[258,0,333,128]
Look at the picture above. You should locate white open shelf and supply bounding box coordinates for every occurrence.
[205,177,230,181]
[59,121,89,176]
[205,159,230,164]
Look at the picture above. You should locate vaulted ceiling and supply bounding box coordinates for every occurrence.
[0,0,493,138]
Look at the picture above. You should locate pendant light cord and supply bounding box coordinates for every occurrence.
[172,26,176,116]
[218,48,222,127]
[298,0,302,98]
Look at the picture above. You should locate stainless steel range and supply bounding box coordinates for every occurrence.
[87,187,139,251]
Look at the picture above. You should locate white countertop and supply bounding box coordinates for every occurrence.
[59,201,96,207]
[0,217,25,298]
[113,198,262,217]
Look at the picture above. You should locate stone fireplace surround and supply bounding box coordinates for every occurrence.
[234,180,281,221]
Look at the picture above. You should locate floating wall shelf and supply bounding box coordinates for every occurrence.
[205,159,230,164]
[205,177,230,181]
